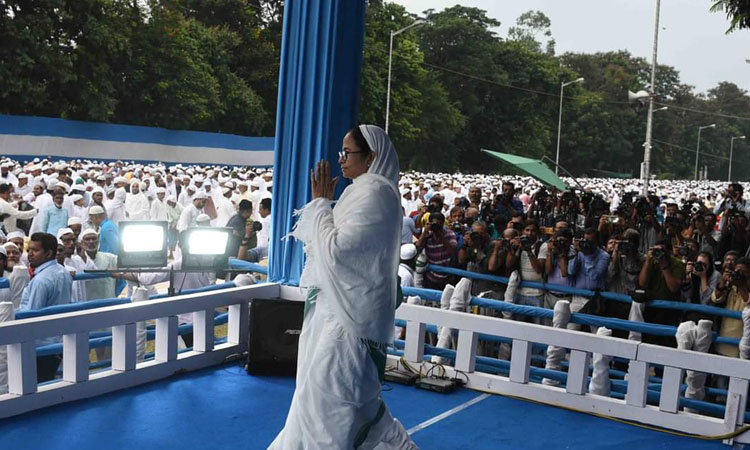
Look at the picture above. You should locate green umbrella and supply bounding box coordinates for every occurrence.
[481,149,568,191]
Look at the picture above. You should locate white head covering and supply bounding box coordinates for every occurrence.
[78,228,98,242]
[359,124,399,191]
[68,217,83,226]
[57,227,74,239]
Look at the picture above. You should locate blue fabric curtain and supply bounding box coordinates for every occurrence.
[269,0,367,284]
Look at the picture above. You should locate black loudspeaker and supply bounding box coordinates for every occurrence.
[246,298,304,376]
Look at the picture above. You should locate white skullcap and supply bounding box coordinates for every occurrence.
[68,217,83,226]
[89,205,105,215]
[7,231,24,240]
[0,245,6,258]
[18,173,29,179]
[57,227,74,239]
[78,228,98,242]
[196,213,211,224]
[221,187,230,195]
[155,187,166,194]
[167,195,177,203]
[69,194,83,203]
[2,241,18,252]
[193,191,208,200]
[400,243,418,260]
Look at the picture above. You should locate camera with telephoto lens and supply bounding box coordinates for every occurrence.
[429,222,443,233]
[578,239,594,253]
[252,221,262,232]
[553,237,567,255]
[469,231,482,244]
[731,270,745,284]
[693,261,706,273]
[520,236,532,249]
[451,222,464,234]
[677,245,690,257]
[617,240,632,253]
[652,247,666,261]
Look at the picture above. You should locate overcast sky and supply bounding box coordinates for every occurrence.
[392,0,749,96]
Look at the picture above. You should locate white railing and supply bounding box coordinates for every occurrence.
[396,303,750,446]
[0,283,281,419]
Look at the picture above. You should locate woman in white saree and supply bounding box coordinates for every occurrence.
[269,125,417,450]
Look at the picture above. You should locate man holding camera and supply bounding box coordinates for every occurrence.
[714,183,750,228]
[566,228,610,317]
[458,220,495,295]
[711,256,750,357]
[415,211,458,291]
[638,239,686,346]
[506,220,545,317]
[493,181,524,230]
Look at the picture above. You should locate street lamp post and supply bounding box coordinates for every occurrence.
[640,0,661,196]
[729,135,747,181]
[554,77,584,175]
[694,123,716,180]
[385,19,424,134]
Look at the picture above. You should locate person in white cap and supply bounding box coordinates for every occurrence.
[177,191,207,232]
[0,182,38,233]
[88,205,119,254]
[125,180,150,221]
[67,216,83,240]
[150,187,168,221]
[214,186,236,227]
[106,187,127,225]
[196,213,211,226]
[2,241,30,309]
[398,243,418,288]
[57,227,88,303]
[75,228,117,302]
[178,184,195,208]
[15,173,31,198]
[0,162,18,186]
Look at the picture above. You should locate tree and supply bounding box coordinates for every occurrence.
[710,0,750,33]
[507,10,555,55]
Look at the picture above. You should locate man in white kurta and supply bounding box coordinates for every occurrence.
[76,229,118,301]
[125,181,150,221]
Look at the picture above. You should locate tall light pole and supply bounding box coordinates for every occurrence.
[729,135,747,181]
[694,123,716,180]
[554,77,584,174]
[385,19,424,134]
[640,0,661,196]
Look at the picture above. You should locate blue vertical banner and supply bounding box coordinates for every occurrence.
[269,0,367,284]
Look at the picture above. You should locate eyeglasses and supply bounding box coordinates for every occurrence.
[338,150,366,162]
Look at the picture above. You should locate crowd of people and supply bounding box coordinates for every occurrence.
[0,157,273,382]
[3,157,750,384]
[395,171,750,365]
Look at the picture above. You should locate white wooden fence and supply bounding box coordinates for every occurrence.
[0,283,281,419]
[2,284,749,446]
[396,303,750,446]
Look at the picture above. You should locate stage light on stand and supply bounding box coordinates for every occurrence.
[180,227,232,270]
[118,221,168,268]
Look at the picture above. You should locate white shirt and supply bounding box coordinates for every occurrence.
[0,197,37,233]
[177,203,201,232]
[125,192,150,220]
[214,196,236,227]
[150,198,168,221]
[398,263,415,288]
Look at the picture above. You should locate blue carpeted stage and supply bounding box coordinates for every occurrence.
[0,363,725,450]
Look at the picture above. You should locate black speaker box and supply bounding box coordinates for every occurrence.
[246,298,304,376]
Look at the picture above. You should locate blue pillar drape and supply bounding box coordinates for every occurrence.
[269,0,367,284]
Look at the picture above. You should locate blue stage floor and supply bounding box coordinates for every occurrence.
[0,363,727,450]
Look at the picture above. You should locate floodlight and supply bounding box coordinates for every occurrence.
[180,227,232,270]
[118,221,168,268]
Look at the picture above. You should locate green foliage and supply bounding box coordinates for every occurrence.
[0,0,277,135]
[1,0,748,180]
[710,0,750,33]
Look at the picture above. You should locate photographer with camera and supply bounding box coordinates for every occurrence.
[604,230,645,338]
[458,220,496,295]
[711,256,750,358]
[714,183,750,228]
[681,251,721,320]
[488,228,518,276]
[493,181,524,230]
[566,228,609,318]
[638,238,686,346]
[415,211,458,291]
[716,207,750,261]
[687,212,719,256]
[505,220,546,320]
[544,226,575,308]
